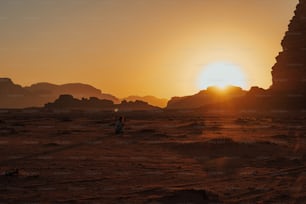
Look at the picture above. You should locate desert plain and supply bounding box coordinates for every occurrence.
[0,109,305,203]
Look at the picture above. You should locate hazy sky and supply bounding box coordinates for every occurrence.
[0,0,299,98]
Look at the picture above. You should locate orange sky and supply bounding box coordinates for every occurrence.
[0,0,299,98]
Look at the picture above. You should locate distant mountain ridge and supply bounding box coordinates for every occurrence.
[123,95,168,108]
[0,78,119,108]
[45,94,161,111]
[0,77,169,109]
[25,82,118,102]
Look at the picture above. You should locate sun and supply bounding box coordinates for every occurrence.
[197,62,247,90]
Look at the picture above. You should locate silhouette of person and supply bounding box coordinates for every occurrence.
[115,116,124,135]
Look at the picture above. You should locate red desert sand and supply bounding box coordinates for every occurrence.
[0,109,305,203]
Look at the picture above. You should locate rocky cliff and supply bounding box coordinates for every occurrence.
[271,0,306,93]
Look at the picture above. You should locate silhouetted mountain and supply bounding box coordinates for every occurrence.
[198,87,306,111]
[45,95,114,110]
[45,95,160,111]
[171,0,306,111]
[3,0,306,110]
[0,78,32,108]
[123,95,168,108]
[25,82,118,102]
[0,78,24,94]
[119,99,160,111]
[166,86,246,109]
[0,78,119,108]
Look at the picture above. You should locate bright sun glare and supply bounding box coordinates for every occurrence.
[197,62,247,90]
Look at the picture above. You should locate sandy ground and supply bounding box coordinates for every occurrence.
[0,110,305,203]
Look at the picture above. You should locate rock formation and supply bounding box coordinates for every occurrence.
[25,82,119,103]
[0,78,24,94]
[0,78,31,108]
[45,95,114,110]
[0,78,119,108]
[123,95,168,108]
[196,0,306,111]
[119,99,160,111]
[271,0,306,93]
[45,95,161,111]
[166,86,246,109]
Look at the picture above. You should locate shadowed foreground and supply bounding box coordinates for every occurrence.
[0,110,305,203]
